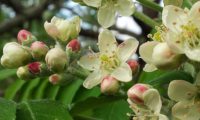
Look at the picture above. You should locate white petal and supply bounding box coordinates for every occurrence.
[83,70,104,89]
[159,114,169,120]
[143,64,158,72]
[172,101,200,120]
[165,31,184,54]
[116,0,135,16]
[143,89,162,114]
[83,0,102,7]
[117,38,139,62]
[139,41,158,63]
[184,46,200,62]
[44,21,59,39]
[168,80,197,102]
[189,1,200,28]
[162,5,188,33]
[111,63,132,82]
[97,3,116,28]
[98,29,117,56]
[78,53,100,71]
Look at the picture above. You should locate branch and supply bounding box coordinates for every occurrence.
[0,0,52,34]
[0,0,24,14]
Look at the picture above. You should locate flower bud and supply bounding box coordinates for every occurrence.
[100,76,120,94]
[31,41,49,60]
[44,16,80,43]
[45,47,68,72]
[17,29,36,45]
[49,73,73,85]
[127,84,150,105]
[127,59,139,75]
[66,39,81,52]
[27,62,48,75]
[152,42,183,70]
[1,42,32,68]
[17,66,34,80]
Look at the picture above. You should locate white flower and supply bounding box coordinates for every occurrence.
[82,0,135,28]
[44,16,80,43]
[79,29,139,89]
[139,42,183,72]
[162,1,200,61]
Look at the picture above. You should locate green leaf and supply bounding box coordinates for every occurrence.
[138,70,166,83]
[20,78,40,101]
[4,79,26,100]
[93,100,132,120]
[140,71,193,96]
[0,97,16,120]
[34,79,49,99]
[45,84,60,100]
[163,0,183,6]
[73,86,101,102]
[56,79,82,105]
[0,69,16,81]
[71,96,123,115]
[16,100,73,120]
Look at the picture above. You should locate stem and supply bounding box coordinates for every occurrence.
[55,41,66,50]
[133,11,159,28]
[136,0,163,12]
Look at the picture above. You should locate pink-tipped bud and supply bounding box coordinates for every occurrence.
[100,76,120,94]
[28,62,41,74]
[127,84,150,105]
[49,73,73,85]
[17,29,36,45]
[49,74,61,85]
[127,59,139,74]
[66,39,81,52]
[31,41,49,60]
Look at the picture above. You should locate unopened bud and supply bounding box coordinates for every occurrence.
[31,41,49,60]
[17,29,36,45]
[27,62,49,75]
[1,42,32,68]
[152,42,183,70]
[45,48,68,72]
[127,59,139,74]
[66,39,81,52]
[17,66,34,80]
[100,76,120,94]
[49,73,73,85]
[127,84,150,105]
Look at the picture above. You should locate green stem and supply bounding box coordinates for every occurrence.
[136,0,163,12]
[133,11,159,28]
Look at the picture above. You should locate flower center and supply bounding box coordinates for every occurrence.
[180,23,200,48]
[100,54,120,72]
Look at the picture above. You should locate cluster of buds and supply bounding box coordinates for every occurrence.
[127,84,168,120]
[1,16,81,85]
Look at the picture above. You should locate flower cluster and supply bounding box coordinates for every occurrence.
[1,16,81,84]
[4,0,200,119]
